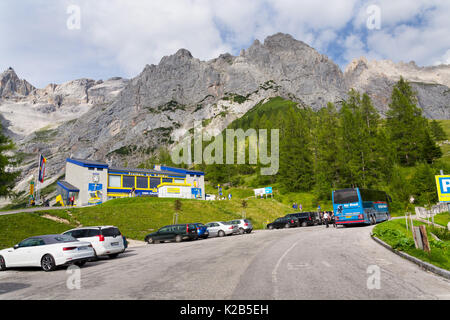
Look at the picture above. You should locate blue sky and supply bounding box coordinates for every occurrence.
[1,0,449,88]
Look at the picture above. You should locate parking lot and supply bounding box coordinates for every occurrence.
[1,225,449,300]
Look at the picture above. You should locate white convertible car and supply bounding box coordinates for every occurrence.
[0,234,95,272]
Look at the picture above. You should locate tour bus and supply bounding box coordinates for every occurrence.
[332,188,391,226]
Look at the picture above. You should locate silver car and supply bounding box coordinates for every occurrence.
[205,221,237,237]
[229,219,253,234]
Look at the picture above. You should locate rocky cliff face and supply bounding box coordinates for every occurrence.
[0,32,449,202]
[344,57,450,117]
[0,67,35,98]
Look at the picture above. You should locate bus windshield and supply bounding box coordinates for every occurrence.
[333,189,359,204]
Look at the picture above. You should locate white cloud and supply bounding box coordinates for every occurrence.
[0,0,448,87]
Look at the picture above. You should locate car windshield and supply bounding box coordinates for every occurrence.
[47,235,78,244]
[334,189,359,204]
[102,227,121,237]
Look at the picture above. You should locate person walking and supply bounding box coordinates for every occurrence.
[332,211,337,228]
[323,211,330,228]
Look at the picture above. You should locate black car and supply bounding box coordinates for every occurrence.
[267,217,298,229]
[145,224,198,244]
[285,212,319,227]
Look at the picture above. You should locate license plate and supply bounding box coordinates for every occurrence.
[78,247,88,251]
[346,216,352,219]
[111,242,119,246]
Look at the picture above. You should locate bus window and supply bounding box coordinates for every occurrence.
[333,189,359,204]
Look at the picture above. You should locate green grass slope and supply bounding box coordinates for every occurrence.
[7,196,292,244]
[0,213,76,249]
[373,219,449,270]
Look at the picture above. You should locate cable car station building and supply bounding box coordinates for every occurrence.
[57,158,205,206]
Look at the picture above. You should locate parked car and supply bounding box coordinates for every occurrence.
[193,223,209,239]
[229,219,253,234]
[145,224,198,244]
[285,212,318,227]
[205,221,236,237]
[62,226,125,259]
[0,234,95,272]
[267,217,298,229]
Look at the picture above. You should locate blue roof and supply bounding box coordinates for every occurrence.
[67,158,109,169]
[57,181,80,192]
[158,165,205,176]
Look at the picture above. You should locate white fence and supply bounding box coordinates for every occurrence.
[415,202,449,219]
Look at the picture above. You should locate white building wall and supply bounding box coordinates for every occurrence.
[65,162,108,206]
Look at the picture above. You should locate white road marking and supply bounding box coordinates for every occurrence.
[287,262,309,270]
[375,258,393,266]
[322,261,332,268]
[271,240,300,299]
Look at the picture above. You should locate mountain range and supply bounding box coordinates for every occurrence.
[0,33,449,201]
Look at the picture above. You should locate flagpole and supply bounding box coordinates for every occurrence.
[36,154,41,205]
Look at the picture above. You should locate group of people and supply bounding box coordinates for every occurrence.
[320,211,336,228]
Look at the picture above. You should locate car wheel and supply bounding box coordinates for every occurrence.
[108,253,119,259]
[75,261,86,267]
[175,235,182,243]
[301,222,307,227]
[268,225,273,230]
[41,254,56,272]
[239,228,245,235]
[0,255,6,271]
[284,224,290,228]
[218,230,225,237]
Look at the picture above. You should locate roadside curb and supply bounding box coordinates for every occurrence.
[371,234,450,280]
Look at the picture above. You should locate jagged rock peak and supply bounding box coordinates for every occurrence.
[175,48,193,58]
[263,32,310,49]
[159,48,194,66]
[345,57,369,74]
[0,67,35,97]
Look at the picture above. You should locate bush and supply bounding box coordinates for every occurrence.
[430,227,450,241]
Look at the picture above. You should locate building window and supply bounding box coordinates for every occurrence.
[137,176,148,189]
[97,168,103,171]
[122,175,135,188]
[174,179,185,184]
[150,177,160,189]
[162,178,173,183]
[88,168,95,171]
[108,175,121,188]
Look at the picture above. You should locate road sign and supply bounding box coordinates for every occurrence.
[435,175,450,202]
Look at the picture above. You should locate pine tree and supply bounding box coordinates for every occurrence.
[0,124,20,197]
[313,103,340,199]
[430,120,447,142]
[386,77,437,166]
[411,162,438,206]
[278,108,314,192]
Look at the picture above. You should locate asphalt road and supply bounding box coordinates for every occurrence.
[0,225,449,300]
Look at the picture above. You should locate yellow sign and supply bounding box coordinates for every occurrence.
[167,188,180,194]
[435,175,450,202]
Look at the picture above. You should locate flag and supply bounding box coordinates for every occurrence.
[38,155,47,183]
